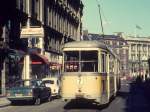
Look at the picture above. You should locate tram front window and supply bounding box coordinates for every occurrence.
[64,51,98,72]
[64,51,79,72]
[81,51,98,72]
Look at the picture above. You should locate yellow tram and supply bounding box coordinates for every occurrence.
[61,41,121,104]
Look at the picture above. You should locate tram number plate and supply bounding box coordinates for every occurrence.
[76,94,84,98]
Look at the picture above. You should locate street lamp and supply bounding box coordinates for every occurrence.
[138,42,141,76]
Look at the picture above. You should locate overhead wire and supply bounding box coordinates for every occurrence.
[96,0,104,35]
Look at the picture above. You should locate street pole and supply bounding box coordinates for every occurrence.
[138,42,141,77]
[1,61,6,96]
[1,26,6,96]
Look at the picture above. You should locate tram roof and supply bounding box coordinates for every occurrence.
[63,40,108,50]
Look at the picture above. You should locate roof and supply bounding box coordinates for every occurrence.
[83,34,125,41]
[42,77,58,81]
[125,36,150,42]
[62,40,108,50]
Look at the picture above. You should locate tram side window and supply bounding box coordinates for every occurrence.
[81,51,98,72]
[101,53,106,73]
[64,51,79,72]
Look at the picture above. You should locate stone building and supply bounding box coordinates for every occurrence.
[125,36,150,79]
[18,0,83,78]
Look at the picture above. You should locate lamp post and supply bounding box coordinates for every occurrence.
[138,42,141,77]
[135,25,142,78]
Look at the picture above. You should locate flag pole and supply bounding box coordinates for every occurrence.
[134,28,137,37]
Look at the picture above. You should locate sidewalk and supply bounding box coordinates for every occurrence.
[0,96,10,107]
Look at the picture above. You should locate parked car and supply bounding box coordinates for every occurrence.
[42,77,60,98]
[6,79,51,105]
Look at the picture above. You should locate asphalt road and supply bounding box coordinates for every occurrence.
[0,80,150,112]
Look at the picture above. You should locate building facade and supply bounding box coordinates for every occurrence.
[125,36,150,79]
[102,34,129,77]
[17,0,83,78]
[0,0,18,96]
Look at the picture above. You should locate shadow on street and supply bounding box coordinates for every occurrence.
[64,99,109,110]
[10,99,50,106]
[122,79,150,112]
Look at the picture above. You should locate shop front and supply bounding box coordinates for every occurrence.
[49,62,62,77]
[19,52,50,79]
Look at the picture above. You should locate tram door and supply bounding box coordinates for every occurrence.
[100,52,108,102]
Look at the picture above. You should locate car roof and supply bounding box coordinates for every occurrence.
[42,77,58,81]
[15,79,42,82]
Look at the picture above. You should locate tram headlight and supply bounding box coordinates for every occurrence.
[78,89,82,92]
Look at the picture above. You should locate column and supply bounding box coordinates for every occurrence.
[40,0,44,24]
[22,55,30,80]
[27,0,30,27]
[39,37,44,55]
[129,44,132,76]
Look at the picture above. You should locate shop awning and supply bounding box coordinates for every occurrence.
[19,52,49,65]
[30,53,49,65]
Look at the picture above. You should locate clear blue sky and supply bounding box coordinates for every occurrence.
[82,0,150,37]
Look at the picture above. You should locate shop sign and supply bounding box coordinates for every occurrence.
[50,63,62,70]
[21,27,44,38]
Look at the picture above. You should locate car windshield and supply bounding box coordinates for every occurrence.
[42,80,54,84]
[13,80,41,87]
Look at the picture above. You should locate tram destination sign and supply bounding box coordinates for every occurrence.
[21,27,44,38]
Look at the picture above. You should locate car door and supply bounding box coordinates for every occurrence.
[40,83,49,99]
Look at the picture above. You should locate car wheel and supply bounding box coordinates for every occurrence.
[56,94,61,99]
[34,98,41,105]
[57,90,61,99]
[11,101,16,105]
[48,94,52,102]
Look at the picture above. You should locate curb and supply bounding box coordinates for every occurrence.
[0,97,11,108]
[0,102,10,108]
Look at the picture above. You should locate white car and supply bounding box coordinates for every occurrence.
[42,77,60,98]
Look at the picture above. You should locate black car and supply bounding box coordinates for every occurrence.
[6,79,51,105]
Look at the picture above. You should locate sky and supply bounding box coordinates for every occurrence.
[82,0,150,37]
